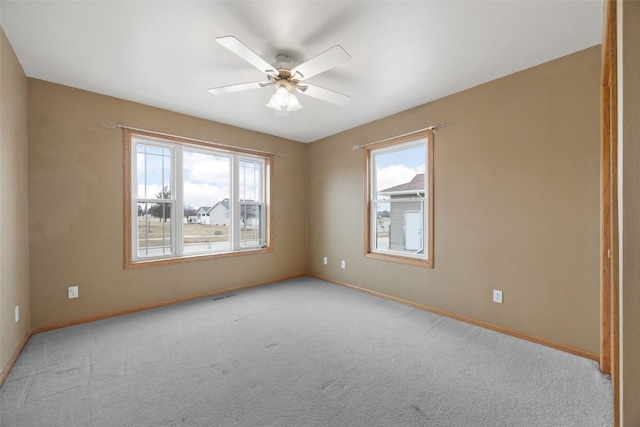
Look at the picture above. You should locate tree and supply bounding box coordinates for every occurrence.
[149,185,171,222]
[240,204,257,230]
[184,203,197,217]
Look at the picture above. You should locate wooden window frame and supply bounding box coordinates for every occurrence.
[364,129,434,268]
[124,129,272,270]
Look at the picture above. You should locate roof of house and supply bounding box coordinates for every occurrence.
[200,198,257,214]
[212,199,230,211]
[380,173,425,194]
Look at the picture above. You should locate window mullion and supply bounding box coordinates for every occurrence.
[423,143,429,253]
[174,147,184,256]
[370,153,378,253]
[132,141,141,260]
[231,154,240,250]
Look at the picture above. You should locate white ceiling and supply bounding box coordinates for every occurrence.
[1,1,603,143]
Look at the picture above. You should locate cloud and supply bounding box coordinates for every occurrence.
[136,149,263,210]
[137,183,166,200]
[183,152,230,183]
[376,164,424,192]
[183,181,229,209]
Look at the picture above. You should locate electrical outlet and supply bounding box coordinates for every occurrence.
[68,286,79,299]
[323,257,328,265]
[341,260,346,269]
[493,290,503,304]
[15,306,19,323]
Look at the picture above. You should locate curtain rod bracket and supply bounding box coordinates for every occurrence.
[100,121,118,129]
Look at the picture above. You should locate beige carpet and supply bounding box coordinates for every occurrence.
[0,276,612,426]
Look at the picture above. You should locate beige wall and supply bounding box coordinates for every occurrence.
[620,1,640,424]
[27,79,307,329]
[307,46,602,355]
[1,30,606,369]
[0,27,30,373]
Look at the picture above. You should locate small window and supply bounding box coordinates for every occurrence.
[125,130,271,268]
[365,129,434,267]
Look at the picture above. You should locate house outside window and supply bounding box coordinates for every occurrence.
[366,129,433,267]
[125,129,271,268]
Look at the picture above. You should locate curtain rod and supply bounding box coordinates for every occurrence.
[100,122,283,157]
[351,122,448,151]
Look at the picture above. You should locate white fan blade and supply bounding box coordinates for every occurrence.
[298,83,351,107]
[291,45,351,80]
[215,36,275,74]
[208,81,271,95]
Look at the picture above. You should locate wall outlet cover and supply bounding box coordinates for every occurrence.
[493,290,503,304]
[68,286,79,299]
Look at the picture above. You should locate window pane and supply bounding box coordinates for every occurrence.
[239,160,263,202]
[388,200,424,254]
[240,204,263,248]
[374,143,425,199]
[373,201,391,250]
[182,150,231,255]
[137,202,173,257]
[374,200,426,256]
[136,144,171,199]
[369,137,429,261]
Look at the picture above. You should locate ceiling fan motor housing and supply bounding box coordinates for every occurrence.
[270,54,302,84]
[272,54,293,70]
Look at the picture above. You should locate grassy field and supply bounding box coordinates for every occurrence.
[137,217,259,246]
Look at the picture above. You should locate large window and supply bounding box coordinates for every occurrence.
[366,129,433,267]
[125,130,271,268]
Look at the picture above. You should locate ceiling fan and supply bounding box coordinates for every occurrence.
[208,36,352,112]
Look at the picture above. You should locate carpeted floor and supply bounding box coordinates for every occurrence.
[0,276,612,426]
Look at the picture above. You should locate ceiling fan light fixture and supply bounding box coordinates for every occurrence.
[265,87,288,111]
[265,96,282,111]
[274,86,290,105]
[265,84,303,112]
[286,92,303,111]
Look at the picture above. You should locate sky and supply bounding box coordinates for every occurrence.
[136,139,425,211]
[136,143,261,211]
[182,151,231,210]
[374,143,426,192]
